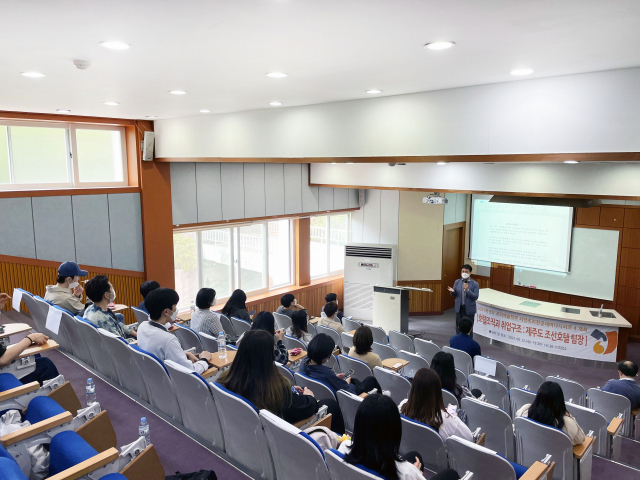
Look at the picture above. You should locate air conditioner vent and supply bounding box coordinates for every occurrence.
[345,246,393,259]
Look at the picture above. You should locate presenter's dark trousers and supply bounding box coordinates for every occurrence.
[455,306,474,338]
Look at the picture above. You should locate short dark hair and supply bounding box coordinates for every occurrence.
[140,281,160,299]
[196,288,216,310]
[57,275,71,284]
[307,333,335,364]
[324,302,338,318]
[145,288,180,321]
[458,317,473,335]
[618,360,638,377]
[85,275,111,303]
[461,264,473,272]
[325,293,338,303]
[281,294,295,308]
[353,325,374,355]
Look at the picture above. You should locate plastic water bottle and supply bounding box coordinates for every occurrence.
[190,301,196,314]
[218,331,227,360]
[139,417,151,446]
[86,378,96,406]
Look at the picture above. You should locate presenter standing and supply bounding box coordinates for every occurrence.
[447,264,479,335]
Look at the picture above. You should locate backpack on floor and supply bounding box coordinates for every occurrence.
[166,470,218,480]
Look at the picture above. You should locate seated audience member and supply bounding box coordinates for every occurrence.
[276,293,307,318]
[321,292,344,320]
[191,288,224,337]
[237,311,289,365]
[300,334,381,396]
[319,302,345,334]
[217,329,345,434]
[348,325,383,370]
[516,381,586,445]
[137,288,212,373]
[84,275,136,341]
[221,289,252,323]
[44,261,88,315]
[399,368,473,442]
[449,316,481,358]
[431,351,479,405]
[603,360,640,410]
[286,310,313,344]
[138,280,160,314]
[0,329,59,385]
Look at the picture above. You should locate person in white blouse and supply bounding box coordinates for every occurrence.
[137,288,212,374]
[399,368,473,443]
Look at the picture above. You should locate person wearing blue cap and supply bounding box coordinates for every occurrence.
[44,261,88,315]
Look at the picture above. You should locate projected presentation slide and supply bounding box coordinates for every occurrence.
[470,198,574,272]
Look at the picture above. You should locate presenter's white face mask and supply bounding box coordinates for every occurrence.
[461,273,470,279]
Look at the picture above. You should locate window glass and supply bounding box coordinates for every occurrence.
[173,231,199,309]
[0,127,9,184]
[10,126,69,184]
[76,129,124,183]
[201,228,233,299]
[268,220,291,288]
[239,224,267,293]
[310,216,328,278]
[329,214,348,273]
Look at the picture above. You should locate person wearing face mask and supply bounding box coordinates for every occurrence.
[276,293,307,318]
[84,275,137,341]
[321,292,344,320]
[137,287,213,373]
[191,287,224,337]
[447,264,479,336]
[44,262,88,315]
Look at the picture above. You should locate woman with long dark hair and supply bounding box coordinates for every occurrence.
[516,381,585,445]
[430,351,474,403]
[221,289,252,322]
[236,311,288,364]
[217,330,345,433]
[286,310,313,344]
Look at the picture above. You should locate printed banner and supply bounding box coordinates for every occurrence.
[474,304,618,362]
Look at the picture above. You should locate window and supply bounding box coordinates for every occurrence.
[173,220,294,309]
[0,121,128,189]
[310,213,350,278]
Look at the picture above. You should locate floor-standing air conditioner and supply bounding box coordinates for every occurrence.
[343,243,397,321]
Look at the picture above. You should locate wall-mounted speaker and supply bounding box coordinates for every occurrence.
[142,131,155,161]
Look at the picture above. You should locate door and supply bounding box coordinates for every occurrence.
[442,226,463,311]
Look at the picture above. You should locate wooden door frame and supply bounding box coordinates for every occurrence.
[442,221,467,311]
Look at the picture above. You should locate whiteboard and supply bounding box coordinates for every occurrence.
[512,228,619,301]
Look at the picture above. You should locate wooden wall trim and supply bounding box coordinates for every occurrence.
[0,111,138,126]
[295,218,311,286]
[0,186,140,199]
[396,280,443,315]
[0,254,145,278]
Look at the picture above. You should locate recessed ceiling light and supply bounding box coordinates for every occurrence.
[199,109,210,113]
[366,90,382,94]
[266,72,288,78]
[424,41,455,50]
[103,101,119,106]
[510,68,533,76]
[269,101,282,106]
[100,41,130,50]
[437,162,447,165]
[20,71,45,78]
[170,90,187,95]
[56,109,70,114]
[146,116,157,119]
[564,160,579,164]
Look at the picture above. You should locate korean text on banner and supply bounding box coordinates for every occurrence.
[474,304,619,362]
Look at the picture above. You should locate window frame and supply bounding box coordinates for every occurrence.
[310,212,350,280]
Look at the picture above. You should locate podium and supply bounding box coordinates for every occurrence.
[373,286,432,334]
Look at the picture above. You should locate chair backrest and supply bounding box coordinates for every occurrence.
[316,325,342,352]
[373,366,411,405]
[509,365,544,392]
[219,314,237,337]
[211,383,275,480]
[564,402,607,456]
[307,323,318,337]
[325,449,382,480]
[342,317,361,333]
[414,338,441,363]
[588,387,632,437]
[397,350,429,379]
[294,372,336,401]
[129,345,183,423]
[42,303,73,353]
[462,396,515,461]
[399,415,448,473]
[20,291,46,332]
[33,296,57,341]
[62,313,94,367]
[273,312,293,331]
[442,389,459,408]
[98,329,148,401]
[370,341,397,361]
[336,389,364,434]
[446,435,517,480]
[276,363,295,384]
[337,354,373,382]
[514,416,572,480]
[369,325,388,345]
[75,317,119,382]
[260,410,330,480]
[325,354,341,374]
[165,361,224,450]
[468,374,510,415]
[231,317,252,337]
[131,306,150,324]
[474,356,509,388]
[546,376,586,406]
[443,346,474,377]
[199,332,220,353]
[509,388,537,420]
[174,324,203,353]
[282,335,307,351]
[389,331,414,353]
[456,368,468,388]
[340,333,354,354]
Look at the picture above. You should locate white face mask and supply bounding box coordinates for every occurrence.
[461,273,470,279]
[211,297,216,307]
[293,298,297,306]
[106,290,116,302]
[68,278,79,289]
[169,309,178,322]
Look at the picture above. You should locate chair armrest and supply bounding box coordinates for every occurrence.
[358,393,368,399]
[293,413,333,430]
[631,407,640,416]
[519,461,555,480]
[475,432,486,447]
[0,412,73,447]
[608,417,624,436]
[120,445,164,480]
[19,340,59,358]
[46,447,120,480]
[0,381,40,402]
[573,436,595,459]
[201,367,219,379]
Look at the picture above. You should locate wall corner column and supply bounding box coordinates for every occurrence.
[295,218,310,286]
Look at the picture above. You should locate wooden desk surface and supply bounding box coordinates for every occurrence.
[0,323,31,338]
[348,330,356,335]
[309,318,318,325]
[573,436,595,459]
[607,417,624,436]
[177,311,191,322]
[519,461,551,480]
[208,349,236,369]
[108,304,128,313]
[381,358,410,372]
[19,339,59,358]
[288,350,307,364]
[201,367,219,379]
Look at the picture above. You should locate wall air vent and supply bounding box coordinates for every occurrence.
[345,246,393,259]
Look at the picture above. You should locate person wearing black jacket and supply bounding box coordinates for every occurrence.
[216,329,345,433]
